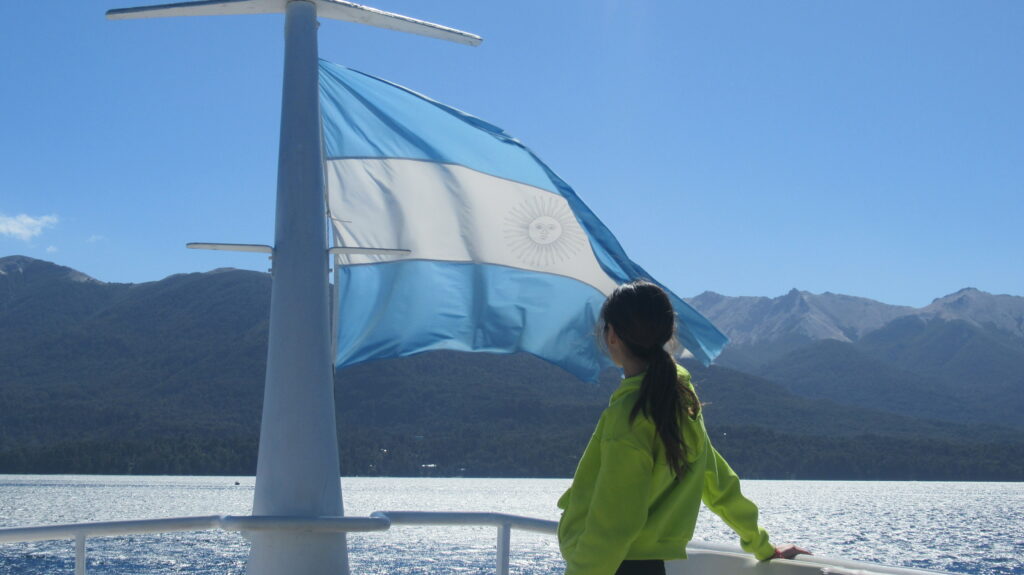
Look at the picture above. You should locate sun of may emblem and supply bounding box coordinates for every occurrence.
[503,195,586,267]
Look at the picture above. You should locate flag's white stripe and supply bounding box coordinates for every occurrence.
[326,158,620,296]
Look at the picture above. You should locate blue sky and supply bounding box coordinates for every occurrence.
[1,1,1021,308]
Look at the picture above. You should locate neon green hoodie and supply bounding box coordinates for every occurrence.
[557,364,774,575]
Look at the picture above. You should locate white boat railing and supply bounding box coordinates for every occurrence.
[0,510,955,575]
[0,511,555,575]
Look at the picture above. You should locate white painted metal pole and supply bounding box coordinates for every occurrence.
[75,532,86,575]
[496,523,511,575]
[247,1,347,574]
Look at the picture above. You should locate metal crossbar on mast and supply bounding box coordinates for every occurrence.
[106,1,480,573]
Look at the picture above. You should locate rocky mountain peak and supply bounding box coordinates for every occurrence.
[922,288,1024,338]
[0,255,37,274]
[929,287,984,305]
[689,290,727,307]
[0,255,100,285]
[690,286,1024,354]
[688,289,913,346]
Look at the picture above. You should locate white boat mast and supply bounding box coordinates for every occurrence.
[107,2,480,574]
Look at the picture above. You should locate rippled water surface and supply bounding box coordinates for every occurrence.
[0,476,1020,574]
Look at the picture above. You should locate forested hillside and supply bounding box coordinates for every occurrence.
[1,256,1022,480]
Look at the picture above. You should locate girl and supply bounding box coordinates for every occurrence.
[557,281,807,575]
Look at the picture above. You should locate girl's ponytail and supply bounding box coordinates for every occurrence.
[628,346,700,477]
[604,280,700,477]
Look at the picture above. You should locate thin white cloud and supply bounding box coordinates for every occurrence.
[0,213,59,241]
[46,245,58,253]
[87,234,105,243]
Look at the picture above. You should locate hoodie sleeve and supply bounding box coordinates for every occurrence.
[563,438,654,575]
[701,445,775,560]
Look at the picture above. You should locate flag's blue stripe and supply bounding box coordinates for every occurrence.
[334,260,615,382]
[319,61,556,195]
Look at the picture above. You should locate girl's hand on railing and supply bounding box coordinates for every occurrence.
[772,544,812,559]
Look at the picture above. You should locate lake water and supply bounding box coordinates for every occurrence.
[0,476,1021,575]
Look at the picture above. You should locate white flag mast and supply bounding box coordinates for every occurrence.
[107,2,480,574]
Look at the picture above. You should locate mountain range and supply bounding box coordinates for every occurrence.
[1,255,1021,479]
[686,288,1024,429]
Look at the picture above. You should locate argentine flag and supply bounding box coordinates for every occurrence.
[320,60,727,382]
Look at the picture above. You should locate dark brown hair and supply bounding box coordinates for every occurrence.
[602,280,701,476]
